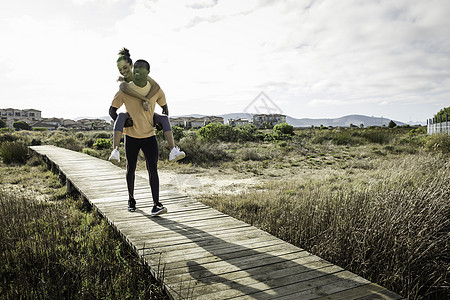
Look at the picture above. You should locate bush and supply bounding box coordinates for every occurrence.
[360,129,391,144]
[425,134,450,153]
[93,138,112,150]
[0,134,18,146]
[177,134,229,165]
[235,124,262,142]
[84,138,96,148]
[409,127,426,136]
[0,141,28,164]
[388,120,397,128]
[93,132,110,139]
[172,126,185,141]
[82,148,100,158]
[13,121,31,131]
[197,123,235,142]
[434,106,450,122]
[0,127,13,133]
[54,137,83,152]
[197,123,263,143]
[273,123,294,135]
[32,127,48,132]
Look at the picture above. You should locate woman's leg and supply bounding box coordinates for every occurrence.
[154,113,175,150]
[124,135,140,201]
[112,113,130,149]
[141,136,160,205]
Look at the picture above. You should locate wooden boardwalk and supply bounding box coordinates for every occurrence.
[29,145,404,300]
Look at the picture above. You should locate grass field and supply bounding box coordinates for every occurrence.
[0,157,168,299]
[0,125,449,299]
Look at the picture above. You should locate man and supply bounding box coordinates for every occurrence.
[109,59,167,215]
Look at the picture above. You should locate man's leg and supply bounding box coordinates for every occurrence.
[141,136,166,216]
[125,135,140,211]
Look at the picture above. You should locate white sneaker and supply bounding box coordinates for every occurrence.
[108,148,120,162]
[169,146,185,162]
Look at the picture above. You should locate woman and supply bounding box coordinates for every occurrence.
[108,48,185,163]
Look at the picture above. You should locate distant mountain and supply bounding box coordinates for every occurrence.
[172,113,406,127]
[286,114,406,127]
[81,113,408,128]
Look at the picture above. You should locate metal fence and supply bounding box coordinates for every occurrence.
[427,115,450,135]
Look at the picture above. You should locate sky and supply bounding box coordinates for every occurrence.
[1,0,449,124]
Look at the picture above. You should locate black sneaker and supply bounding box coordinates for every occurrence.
[151,203,167,216]
[128,198,136,212]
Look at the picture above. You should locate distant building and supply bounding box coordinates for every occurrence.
[0,108,42,128]
[227,118,249,127]
[30,120,59,130]
[169,116,224,129]
[169,117,186,128]
[204,116,224,126]
[252,114,286,129]
[76,118,112,131]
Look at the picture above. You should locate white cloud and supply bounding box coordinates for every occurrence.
[0,0,449,121]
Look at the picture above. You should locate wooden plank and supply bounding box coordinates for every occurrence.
[29,145,404,300]
[314,282,405,300]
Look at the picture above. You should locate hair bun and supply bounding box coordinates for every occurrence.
[118,47,130,57]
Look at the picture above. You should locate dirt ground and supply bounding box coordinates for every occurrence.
[137,167,259,198]
[136,164,339,200]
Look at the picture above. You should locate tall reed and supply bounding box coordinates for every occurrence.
[200,153,449,299]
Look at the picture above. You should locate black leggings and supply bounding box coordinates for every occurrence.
[125,135,159,204]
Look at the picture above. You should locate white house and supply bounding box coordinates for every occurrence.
[0,108,42,128]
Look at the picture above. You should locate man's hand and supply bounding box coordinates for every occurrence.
[124,118,133,127]
[155,122,163,131]
[143,101,149,111]
[161,104,169,116]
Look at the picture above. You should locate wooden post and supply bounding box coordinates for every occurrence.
[59,170,66,185]
[66,180,74,194]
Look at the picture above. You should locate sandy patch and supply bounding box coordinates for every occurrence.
[136,168,259,198]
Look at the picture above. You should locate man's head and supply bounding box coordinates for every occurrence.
[133,59,150,86]
[134,60,150,71]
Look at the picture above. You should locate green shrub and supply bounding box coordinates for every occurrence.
[273,123,294,135]
[197,123,262,143]
[360,129,391,144]
[0,134,18,146]
[93,138,112,150]
[32,127,48,132]
[75,132,85,139]
[93,132,110,139]
[172,126,185,141]
[425,134,450,153]
[197,123,235,142]
[0,127,13,133]
[409,127,426,136]
[82,148,100,158]
[13,121,31,131]
[388,120,397,128]
[54,137,83,152]
[0,141,28,164]
[84,138,96,148]
[178,134,229,165]
[237,148,265,161]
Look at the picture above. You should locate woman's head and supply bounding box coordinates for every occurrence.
[117,48,133,78]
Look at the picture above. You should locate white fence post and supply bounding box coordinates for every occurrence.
[427,120,450,135]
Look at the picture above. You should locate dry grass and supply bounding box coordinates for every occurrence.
[0,158,168,299]
[1,126,449,299]
[199,153,449,300]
